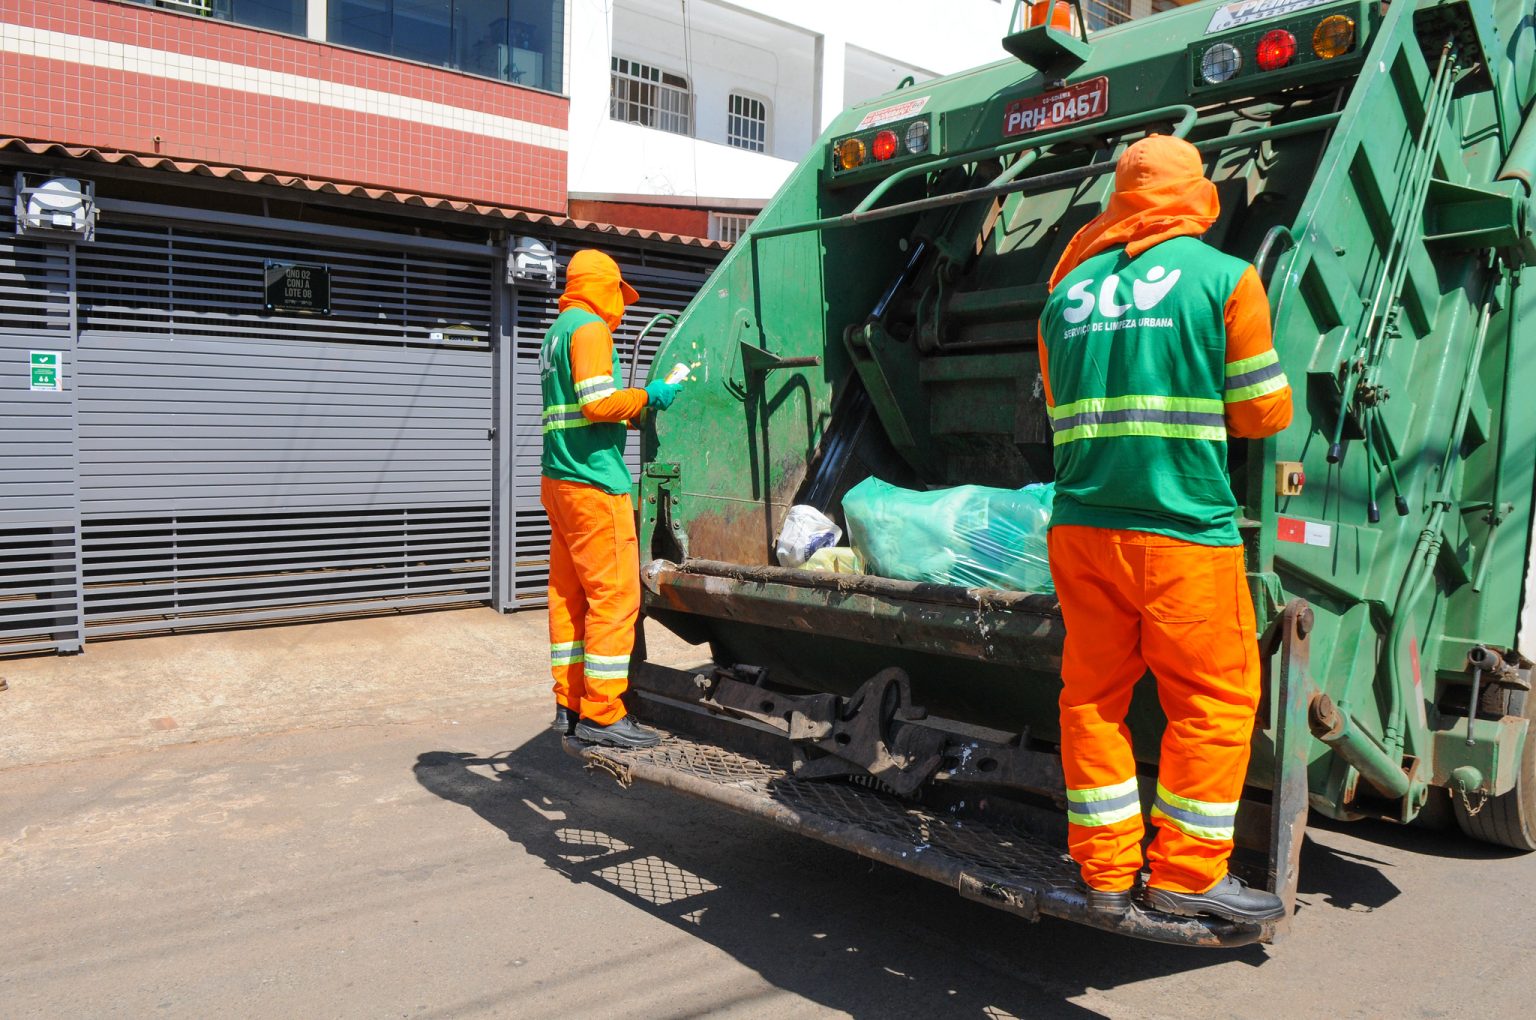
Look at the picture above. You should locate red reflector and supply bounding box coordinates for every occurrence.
[1256,29,1296,71]
[873,130,899,161]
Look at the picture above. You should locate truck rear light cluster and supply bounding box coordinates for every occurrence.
[832,116,933,174]
[1195,9,1357,86]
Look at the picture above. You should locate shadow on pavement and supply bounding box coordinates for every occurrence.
[1289,808,1522,914]
[415,733,1267,1019]
[1294,836,1401,913]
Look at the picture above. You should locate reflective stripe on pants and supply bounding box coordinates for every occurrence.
[542,476,640,726]
[1049,525,1261,895]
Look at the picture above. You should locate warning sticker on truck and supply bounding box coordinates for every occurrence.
[1002,76,1109,137]
[1277,516,1332,548]
[856,96,931,130]
[1205,0,1337,35]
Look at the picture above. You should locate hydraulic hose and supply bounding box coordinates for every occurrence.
[1382,281,1497,753]
[1473,272,1520,593]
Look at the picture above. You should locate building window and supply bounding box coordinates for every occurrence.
[726,93,769,153]
[136,0,308,35]
[610,57,693,136]
[328,0,566,93]
[709,213,755,244]
[1084,0,1135,30]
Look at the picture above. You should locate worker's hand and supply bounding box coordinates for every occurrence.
[645,380,682,411]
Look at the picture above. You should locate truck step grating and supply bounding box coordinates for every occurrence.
[567,731,1272,948]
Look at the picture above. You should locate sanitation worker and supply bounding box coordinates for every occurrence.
[1038,135,1293,924]
[541,249,682,749]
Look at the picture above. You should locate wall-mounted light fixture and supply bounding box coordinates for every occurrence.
[507,236,557,289]
[15,174,97,241]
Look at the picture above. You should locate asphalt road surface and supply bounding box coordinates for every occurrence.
[4,699,1533,1019]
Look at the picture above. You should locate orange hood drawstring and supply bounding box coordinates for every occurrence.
[1047,135,1221,291]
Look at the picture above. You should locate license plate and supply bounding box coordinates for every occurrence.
[1002,76,1110,137]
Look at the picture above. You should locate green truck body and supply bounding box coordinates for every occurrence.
[573,0,1536,946]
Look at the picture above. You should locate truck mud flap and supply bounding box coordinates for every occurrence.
[563,730,1273,949]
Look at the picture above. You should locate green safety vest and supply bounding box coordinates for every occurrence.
[1040,235,1252,546]
[540,307,631,496]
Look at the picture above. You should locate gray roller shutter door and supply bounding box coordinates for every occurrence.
[0,182,84,654]
[73,220,496,637]
[509,244,720,606]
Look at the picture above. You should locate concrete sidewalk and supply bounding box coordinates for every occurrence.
[0,607,706,770]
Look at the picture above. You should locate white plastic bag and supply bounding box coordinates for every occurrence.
[775,505,843,568]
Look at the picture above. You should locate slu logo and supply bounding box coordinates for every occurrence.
[1062,265,1182,323]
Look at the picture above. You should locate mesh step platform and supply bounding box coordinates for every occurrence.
[565,730,1272,948]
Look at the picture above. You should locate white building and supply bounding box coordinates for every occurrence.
[565,0,1038,241]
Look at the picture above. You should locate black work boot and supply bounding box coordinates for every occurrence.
[1080,883,1133,917]
[552,706,577,736]
[574,715,661,749]
[1142,874,1286,923]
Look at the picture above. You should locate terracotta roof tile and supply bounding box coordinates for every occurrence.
[1,138,729,250]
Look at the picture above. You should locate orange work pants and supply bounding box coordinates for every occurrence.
[1048,525,1260,895]
[541,476,640,726]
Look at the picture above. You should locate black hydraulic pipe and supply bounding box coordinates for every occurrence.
[868,240,928,323]
[1381,421,1410,517]
[1363,410,1381,524]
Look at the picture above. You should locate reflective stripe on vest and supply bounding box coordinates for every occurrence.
[584,652,630,681]
[550,640,584,667]
[542,403,591,433]
[1064,777,1142,828]
[1048,394,1227,448]
[1224,349,1289,403]
[1150,783,1238,841]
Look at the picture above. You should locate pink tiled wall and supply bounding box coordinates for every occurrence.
[0,0,569,213]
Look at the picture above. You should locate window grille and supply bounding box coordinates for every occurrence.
[610,57,693,136]
[151,0,212,13]
[709,213,755,245]
[726,93,769,153]
[1084,0,1135,29]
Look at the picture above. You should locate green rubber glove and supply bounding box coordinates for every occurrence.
[645,380,682,411]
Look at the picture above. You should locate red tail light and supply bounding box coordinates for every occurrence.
[872,130,899,161]
[1256,29,1297,71]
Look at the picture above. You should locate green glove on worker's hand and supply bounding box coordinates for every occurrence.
[645,380,682,411]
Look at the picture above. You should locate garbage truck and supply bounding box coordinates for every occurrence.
[567,0,1536,947]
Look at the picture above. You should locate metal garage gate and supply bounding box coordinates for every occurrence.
[71,216,498,639]
[0,183,722,654]
[505,244,720,607]
[0,181,84,654]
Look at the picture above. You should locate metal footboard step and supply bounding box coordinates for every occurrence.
[565,729,1273,949]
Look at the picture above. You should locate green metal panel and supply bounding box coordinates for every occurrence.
[641,0,1536,825]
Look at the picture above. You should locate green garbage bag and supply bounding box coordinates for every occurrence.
[841,478,1055,594]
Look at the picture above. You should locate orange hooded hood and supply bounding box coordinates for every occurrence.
[1047,135,1220,290]
[558,249,639,329]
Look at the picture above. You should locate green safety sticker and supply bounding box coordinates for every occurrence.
[29,350,62,392]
